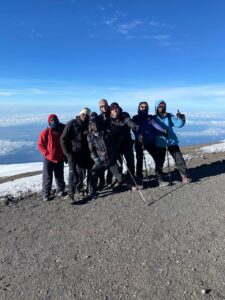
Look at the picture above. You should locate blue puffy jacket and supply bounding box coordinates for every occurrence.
[154,100,185,147]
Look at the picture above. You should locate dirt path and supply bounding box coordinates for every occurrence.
[1,149,225,299]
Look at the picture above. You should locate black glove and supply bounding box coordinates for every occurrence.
[176,110,185,120]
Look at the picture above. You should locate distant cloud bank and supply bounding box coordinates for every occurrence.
[0,140,35,156]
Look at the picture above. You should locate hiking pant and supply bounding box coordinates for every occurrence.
[99,169,113,186]
[119,142,135,176]
[157,145,188,177]
[89,163,122,193]
[135,141,162,178]
[42,158,65,197]
[135,141,143,178]
[68,163,91,195]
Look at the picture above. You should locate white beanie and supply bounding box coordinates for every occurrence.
[79,107,91,116]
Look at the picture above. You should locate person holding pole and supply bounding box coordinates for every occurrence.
[154,100,191,184]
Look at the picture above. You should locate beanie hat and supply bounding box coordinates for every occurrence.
[79,107,91,116]
[158,101,166,107]
[110,102,120,110]
[48,114,58,124]
[89,112,99,124]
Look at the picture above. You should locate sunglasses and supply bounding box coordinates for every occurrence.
[111,106,119,111]
[140,105,147,109]
[100,105,108,109]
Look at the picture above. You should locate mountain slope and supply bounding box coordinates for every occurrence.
[1,143,225,299]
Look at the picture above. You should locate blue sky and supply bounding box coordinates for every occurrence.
[1,0,225,114]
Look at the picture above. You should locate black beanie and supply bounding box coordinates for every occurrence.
[89,112,99,124]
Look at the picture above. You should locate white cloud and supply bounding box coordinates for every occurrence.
[186,120,225,126]
[117,20,143,34]
[0,88,47,97]
[0,140,35,157]
[0,113,74,127]
[179,128,225,137]
[0,92,15,97]
[97,5,106,11]
[152,34,171,41]
[30,29,42,39]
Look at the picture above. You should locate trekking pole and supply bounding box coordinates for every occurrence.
[163,140,172,186]
[120,155,147,203]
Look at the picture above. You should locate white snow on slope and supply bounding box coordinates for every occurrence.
[199,140,225,153]
[0,162,43,177]
[0,141,225,198]
[0,166,69,198]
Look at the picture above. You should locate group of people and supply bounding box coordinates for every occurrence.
[38,99,191,202]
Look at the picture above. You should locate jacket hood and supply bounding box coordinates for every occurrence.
[48,114,58,124]
[155,100,167,114]
[138,101,149,114]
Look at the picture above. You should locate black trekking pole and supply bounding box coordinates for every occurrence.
[120,155,147,203]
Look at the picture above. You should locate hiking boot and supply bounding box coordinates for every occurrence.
[42,196,50,202]
[157,176,169,187]
[65,194,75,202]
[135,178,144,189]
[55,190,68,197]
[181,175,192,184]
[97,182,105,191]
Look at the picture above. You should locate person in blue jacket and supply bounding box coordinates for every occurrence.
[132,101,167,186]
[154,100,191,184]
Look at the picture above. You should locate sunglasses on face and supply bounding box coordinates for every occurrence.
[100,105,108,109]
[140,106,147,109]
[111,106,119,111]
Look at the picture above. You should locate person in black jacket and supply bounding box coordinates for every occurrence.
[97,99,112,188]
[87,112,123,195]
[60,107,93,202]
[109,102,138,181]
[98,98,111,130]
[132,102,167,186]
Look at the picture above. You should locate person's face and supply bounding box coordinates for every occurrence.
[80,113,88,122]
[90,122,97,132]
[157,106,166,114]
[110,106,120,117]
[139,104,148,112]
[49,117,59,125]
[100,103,109,113]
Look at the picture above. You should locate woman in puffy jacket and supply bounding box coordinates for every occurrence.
[154,100,191,184]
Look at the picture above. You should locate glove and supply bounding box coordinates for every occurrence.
[162,129,168,138]
[138,134,144,144]
[176,110,185,120]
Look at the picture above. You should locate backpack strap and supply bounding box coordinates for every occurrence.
[167,113,173,127]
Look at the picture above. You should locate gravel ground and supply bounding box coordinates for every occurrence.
[1,148,225,300]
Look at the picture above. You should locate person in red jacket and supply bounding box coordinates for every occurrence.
[38,114,66,201]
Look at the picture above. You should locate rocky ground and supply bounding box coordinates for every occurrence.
[1,145,225,300]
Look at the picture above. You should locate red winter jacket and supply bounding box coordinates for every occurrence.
[38,124,64,163]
